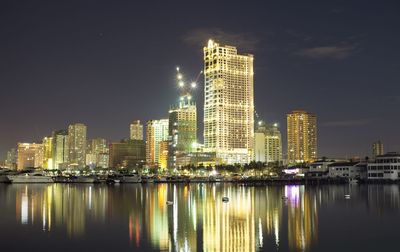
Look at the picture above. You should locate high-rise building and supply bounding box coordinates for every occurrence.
[109,139,145,169]
[203,40,254,165]
[68,123,87,168]
[254,121,282,164]
[5,148,17,169]
[17,143,43,170]
[86,138,109,168]
[372,140,384,158]
[158,140,169,170]
[42,136,53,169]
[146,119,169,167]
[52,130,69,169]
[130,120,144,140]
[168,97,197,169]
[287,110,317,164]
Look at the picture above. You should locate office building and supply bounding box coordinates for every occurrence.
[68,123,87,168]
[254,121,282,164]
[168,97,197,169]
[42,136,53,169]
[146,119,169,167]
[372,140,384,158]
[5,148,17,169]
[287,110,317,164]
[17,143,43,170]
[130,120,144,140]
[109,139,145,169]
[52,130,69,169]
[86,138,109,168]
[203,39,254,165]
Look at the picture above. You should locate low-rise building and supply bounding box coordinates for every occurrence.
[328,162,367,179]
[367,152,400,180]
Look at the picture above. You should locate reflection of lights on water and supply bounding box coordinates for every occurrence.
[88,186,92,210]
[285,185,300,206]
[173,185,178,248]
[21,193,28,225]
[274,210,280,247]
[258,218,263,247]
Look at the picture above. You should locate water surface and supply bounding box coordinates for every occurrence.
[0,183,399,251]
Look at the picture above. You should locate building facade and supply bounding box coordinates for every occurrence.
[52,130,69,169]
[146,119,169,167]
[86,138,109,168]
[130,120,144,140]
[287,110,317,164]
[68,123,87,169]
[42,136,53,169]
[254,122,282,164]
[368,152,400,180]
[372,140,384,158]
[109,140,146,169]
[328,162,367,179]
[168,97,197,169]
[5,148,17,169]
[17,143,43,170]
[203,40,254,165]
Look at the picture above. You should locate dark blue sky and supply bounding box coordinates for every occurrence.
[1,0,399,159]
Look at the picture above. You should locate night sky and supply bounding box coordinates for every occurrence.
[1,0,399,160]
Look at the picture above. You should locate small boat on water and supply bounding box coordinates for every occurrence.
[344,194,351,199]
[166,201,174,205]
[121,174,142,183]
[222,196,229,203]
[7,171,54,183]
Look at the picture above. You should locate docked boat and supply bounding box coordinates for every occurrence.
[7,171,54,183]
[70,176,97,183]
[121,174,142,183]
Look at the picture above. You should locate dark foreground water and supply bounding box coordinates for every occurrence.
[0,183,399,252]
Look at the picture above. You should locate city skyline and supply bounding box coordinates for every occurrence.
[1,1,400,159]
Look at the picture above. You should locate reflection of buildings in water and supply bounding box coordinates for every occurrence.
[203,185,256,252]
[286,185,318,252]
[367,185,400,213]
[14,184,107,237]
[254,186,283,249]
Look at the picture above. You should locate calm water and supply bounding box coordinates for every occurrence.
[0,183,399,251]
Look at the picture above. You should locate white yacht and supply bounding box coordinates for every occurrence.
[7,171,54,183]
[121,174,142,183]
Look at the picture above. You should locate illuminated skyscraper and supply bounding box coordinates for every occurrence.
[146,119,169,166]
[5,148,17,169]
[287,110,317,164]
[130,120,144,140]
[17,143,43,170]
[42,136,53,169]
[203,40,254,164]
[372,140,384,158]
[158,140,169,170]
[86,138,109,168]
[68,123,87,168]
[168,97,197,169]
[52,130,69,169]
[254,122,282,164]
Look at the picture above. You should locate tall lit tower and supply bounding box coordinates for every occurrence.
[130,120,144,140]
[372,140,384,158]
[146,119,169,167]
[203,40,254,165]
[287,110,317,164]
[68,123,87,168]
[42,136,53,169]
[168,67,198,169]
[52,129,69,169]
